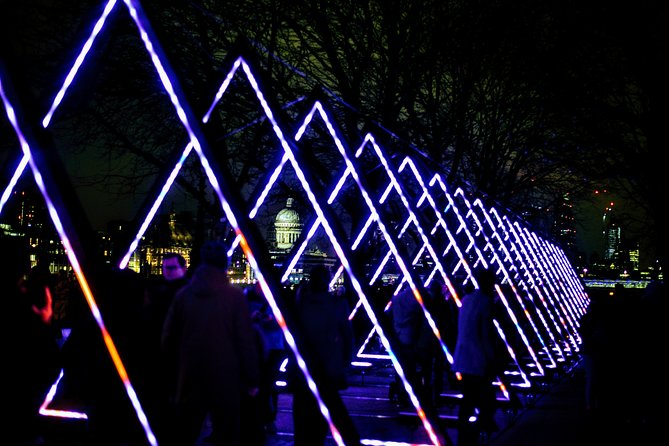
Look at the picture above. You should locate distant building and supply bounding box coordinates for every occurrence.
[136,210,193,276]
[266,197,336,287]
[135,198,336,285]
[0,188,68,272]
[603,212,620,263]
[553,193,577,259]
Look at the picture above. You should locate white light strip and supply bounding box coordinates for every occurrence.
[119,142,194,269]
[0,153,29,214]
[42,0,120,128]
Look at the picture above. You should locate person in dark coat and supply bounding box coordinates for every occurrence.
[389,283,431,407]
[452,267,505,445]
[245,281,285,434]
[140,252,189,445]
[290,265,358,446]
[162,240,260,446]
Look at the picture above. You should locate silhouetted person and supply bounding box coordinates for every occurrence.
[427,277,460,401]
[413,281,445,409]
[390,285,424,405]
[162,240,260,446]
[245,281,285,434]
[141,252,189,445]
[452,267,505,446]
[290,265,359,446]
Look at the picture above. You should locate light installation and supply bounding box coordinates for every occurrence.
[501,213,576,356]
[286,102,443,445]
[471,198,557,370]
[483,204,564,366]
[454,188,544,380]
[0,0,589,444]
[518,224,580,349]
[426,176,526,393]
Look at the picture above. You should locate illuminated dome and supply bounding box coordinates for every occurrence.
[275,198,300,225]
[275,198,302,250]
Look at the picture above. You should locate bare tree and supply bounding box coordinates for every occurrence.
[2,0,664,272]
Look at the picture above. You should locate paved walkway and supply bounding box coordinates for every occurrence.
[256,359,660,446]
[37,357,660,445]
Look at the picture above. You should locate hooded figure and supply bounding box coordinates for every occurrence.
[162,240,260,446]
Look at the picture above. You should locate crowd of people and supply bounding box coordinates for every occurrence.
[3,238,361,446]
[3,239,285,446]
[5,231,664,446]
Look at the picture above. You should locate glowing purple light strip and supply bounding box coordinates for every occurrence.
[279,157,360,282]
[118,5,328,443]
[39,370,88,419]
[229,74,399,445]
[120,142,194,268]
[4,0,118,222]
[543,241,588,314]
[1,0,155,431]
[328,166,353,204]
[354,136,457,361]
[360,441,436,446]
[536,238,582,313]
[356,327,391,360]
[280,216,321,283]
[374,157,472,363]
[223,90,438,442]
[202,58,243,123]
[531,234,583,332]
[428,174,487,275]
[190,60,353,443]
[357,136,452,287]
[227,234,242,256]
[548,243,589,313]
[538,242,585,339]
[0,152,29,214]
[0,75,157,446]
[397,157,473,303]
[427,176,526,391]
[249,152,289,219]
[369,250,393,286]
[42,0,120,128]
[280,155,359,281]
[514,226,578,351]
[351,215,375,250]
